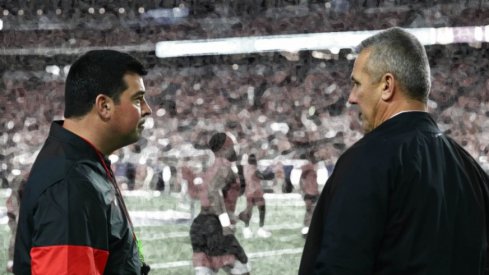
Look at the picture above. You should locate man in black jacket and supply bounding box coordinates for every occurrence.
[299,27,489,274]
[14,50,152,274]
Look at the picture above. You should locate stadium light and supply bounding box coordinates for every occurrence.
[156,30,376,58]
[155,26,488,59]
[436,27,454,44]
[485,25,489,42]
[408,28,437,46]
[0,19,3,31]
[474,27,484,42]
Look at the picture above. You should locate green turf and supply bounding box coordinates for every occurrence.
[1,225,8,274]
[1,192,308,274]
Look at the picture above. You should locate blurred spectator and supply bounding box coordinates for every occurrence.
[298,151,319,237]
[238,154,273,239]
[1,3,489,196]
[6,170,27,273]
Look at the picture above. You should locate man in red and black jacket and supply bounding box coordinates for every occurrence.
[14,50,152,274]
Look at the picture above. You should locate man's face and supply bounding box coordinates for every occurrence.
[348,50,383,133]
[110,73,152,147]
[221,137,238,162]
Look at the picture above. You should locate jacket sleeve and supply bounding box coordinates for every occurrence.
[311,153,389,274]
[30,171,110,274]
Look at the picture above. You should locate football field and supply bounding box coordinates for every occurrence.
[0,190,308,275]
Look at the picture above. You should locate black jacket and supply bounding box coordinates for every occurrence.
[299,112,489,275]
[14,121,142,274]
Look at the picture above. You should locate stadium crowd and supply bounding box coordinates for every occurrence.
[1,0,489,190]
[1,42,489,192]
[1,0,489,48]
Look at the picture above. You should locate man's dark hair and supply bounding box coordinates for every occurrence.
[208,132,227,152]
[64,50,147,118]
[248,154,257,165]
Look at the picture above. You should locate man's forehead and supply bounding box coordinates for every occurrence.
[355,50,371,65]
[123,74,145,89]
[352,50,371,74]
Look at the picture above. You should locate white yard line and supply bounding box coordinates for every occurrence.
[140,231,189,240]
[248,248,303,258]
[139,223,303,241]
[0,188,11,198]
[262,223,303,231]
[150,260,192,269]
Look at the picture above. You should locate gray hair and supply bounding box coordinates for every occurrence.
[356,27,431,103]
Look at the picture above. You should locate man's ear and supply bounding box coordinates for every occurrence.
[381,73,395,101]
[95,94,113,120]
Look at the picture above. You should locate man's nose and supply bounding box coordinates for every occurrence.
[347,92,357,104]
[142,101,152,116]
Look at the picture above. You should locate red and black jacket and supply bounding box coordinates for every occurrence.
[14,121,142,274]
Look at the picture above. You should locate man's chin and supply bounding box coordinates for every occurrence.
[127,132,142,144]
[362,123,373,134]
